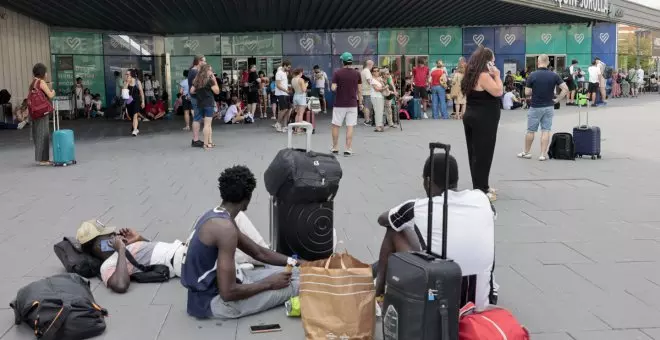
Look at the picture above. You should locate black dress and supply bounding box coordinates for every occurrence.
[462,90,501,194]
[247,72,259,104]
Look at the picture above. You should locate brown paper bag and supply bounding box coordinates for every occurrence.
[300,252,376,340]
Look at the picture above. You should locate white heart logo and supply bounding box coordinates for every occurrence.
[504,34,516,46]
[245,40,257,51]
[184,39,200,51]
[299,37,314,51]
[541,33,552,44]
[65,37,81,50]
[439,35,452,47]
[599,32,610,43]
[396,33,409,47]
[473,34,484,46]
[110,39,120,49]
[573,33,585,44]
[347,35,362,48]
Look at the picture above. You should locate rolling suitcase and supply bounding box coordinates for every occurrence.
[383,142,462,340]
[268,122,337,261]
[407,98,422,120]
[52,101,77,166]
[573,106,601,160]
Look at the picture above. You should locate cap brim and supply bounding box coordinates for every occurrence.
[98,226,116,236]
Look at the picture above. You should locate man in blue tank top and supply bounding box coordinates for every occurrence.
[181,165,302,319]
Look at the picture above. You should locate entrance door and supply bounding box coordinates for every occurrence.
[526,55,567,72]
[379,55,403,90]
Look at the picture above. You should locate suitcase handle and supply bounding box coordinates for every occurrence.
[287,122,313,151]
[427,142,451,260]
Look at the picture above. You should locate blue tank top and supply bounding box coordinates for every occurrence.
[180,207,243,318]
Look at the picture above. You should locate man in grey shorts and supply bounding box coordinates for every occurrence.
[360,59,374,125]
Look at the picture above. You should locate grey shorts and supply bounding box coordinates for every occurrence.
[210,266,300,319]
[363,95,372,112]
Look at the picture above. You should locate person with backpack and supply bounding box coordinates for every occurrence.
[28,63,56,166]
[517,55,568,161]
[565,59,579,105]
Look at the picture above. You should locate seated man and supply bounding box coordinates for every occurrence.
[181,165,301,320]
[502,87,522,110]
[76,221,186,294]
[145,98,166,120]
[374,154,497,311]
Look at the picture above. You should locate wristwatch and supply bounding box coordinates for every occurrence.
[286,257,298,267]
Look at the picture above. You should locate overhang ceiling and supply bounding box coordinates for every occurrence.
[1,0,599,35]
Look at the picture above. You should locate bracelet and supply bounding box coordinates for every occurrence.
[287,257,298,267]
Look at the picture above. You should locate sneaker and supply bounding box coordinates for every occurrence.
[183,126,190,131]
[517,152,532,159]
[363,120,371,126]
[281,127,288,133]
[17,121,27,130]
[191,140,204,148]
[539,155,547,161]
[131,129,139,136]
[330,148,339,155]
[273,122,281,130]
[486,191,497,202]
[142,118,150,122]
[344,149,353,157]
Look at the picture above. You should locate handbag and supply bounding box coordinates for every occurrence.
[27,80,53,120]
[121,88,130,100]
[124,250,170,283]
[459,302,529,340]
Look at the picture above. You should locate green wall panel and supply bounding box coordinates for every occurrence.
[429,28,462,55]
[566,24,592,55]
[165,36,222,56]
[51,32,103,55]
[73,55,106,104]
[526,25,567,55]
[567,54,593,81]
[221,34,282,56]
[378,29,429,55]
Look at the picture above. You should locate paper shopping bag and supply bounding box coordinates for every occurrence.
[300,252,376,340]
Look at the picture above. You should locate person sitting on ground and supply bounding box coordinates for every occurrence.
[13,99,29,129]
[224,96,245,124]
[145,98,166,120]
[90,94,104,118]
[181,165,302,319]
[502,86,522,110]
[373,154,497,311]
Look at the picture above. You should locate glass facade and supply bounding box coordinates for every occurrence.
[617,24,655,72]
[49,23,621,109]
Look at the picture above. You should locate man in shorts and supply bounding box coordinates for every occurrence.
[360,60,374,125]
[412,58,430,113]
[274,60,292,132]
[587,60,601,107]
[179,70,193,130]
[518,55,568,161]
[312,65,329,113]
[331,52,362,156]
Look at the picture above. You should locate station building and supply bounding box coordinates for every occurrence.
[1,0,660,109]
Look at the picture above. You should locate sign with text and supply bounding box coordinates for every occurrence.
[525,25,567,54]
[74,55,106,104]
[494,26,526,55]
[283,32,331,55]
[429,27,462,55]
[53,56,74,96]
[566,24,592,54]
[165,36,221,56]
[462,27,495,55]
[551,0,609,14]
[331,31,378,55]
[591,22,616,56]
[51,32,102,55]
[222,34,282,56]
[378,29,429,55]
[495,54,525,79]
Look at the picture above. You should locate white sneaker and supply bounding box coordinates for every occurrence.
[142,118,150,122]
[281,127,288,133]
[132,129,139,136]
[517,152,532,159]
[273,122,281,130]
[539,155,547,161]
[17,121,27,130]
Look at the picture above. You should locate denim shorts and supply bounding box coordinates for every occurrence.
[194,106,215,121]
[527,106,554,132]
[293,94,306,106]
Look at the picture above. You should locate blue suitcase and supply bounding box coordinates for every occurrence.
[407,98,422,120]
[573,108,601,160]
[52,103,76,166]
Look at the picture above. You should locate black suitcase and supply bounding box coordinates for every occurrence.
[383,142,462,340]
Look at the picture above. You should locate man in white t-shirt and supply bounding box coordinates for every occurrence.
[502,89,522,110]
[374,154,497,310]
[595,57,607,105]
[587,60,602,106]
[274,60,292,132]
[360,60,374,125]
[312,65,329,113]
[636,66,645,92]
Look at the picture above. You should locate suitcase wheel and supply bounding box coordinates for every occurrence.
[591,155,596,160]
[597,155,602,159]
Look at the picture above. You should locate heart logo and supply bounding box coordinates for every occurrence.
[473,34,485,46]
[347,35,362,48]
[245,40,257,51]
[574,33,585,44]
[65,37,81,50]
[184,39,200,51]
[396,33,409,47]
[504,34,516,46]
[541,33,552,44]
[299,37,314,51]
[110,39,120,49]
[439,35,452,47]
[599,32,610,43]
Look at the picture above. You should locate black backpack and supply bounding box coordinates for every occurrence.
[53,237,102,278]
[10,273,108,340]
[548,133,575,160]
[561,67,571,79]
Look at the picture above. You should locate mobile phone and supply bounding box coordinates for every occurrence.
[100,239,113,252]
[249,324,281,334]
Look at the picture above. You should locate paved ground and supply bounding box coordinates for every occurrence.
[1,95,660,340]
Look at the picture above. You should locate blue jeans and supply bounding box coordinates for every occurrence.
[431,86,448,119]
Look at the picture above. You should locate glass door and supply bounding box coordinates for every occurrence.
[379,55,403,91]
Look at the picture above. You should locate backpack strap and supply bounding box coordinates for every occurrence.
[38,304,71,340]
[123,249,149,272]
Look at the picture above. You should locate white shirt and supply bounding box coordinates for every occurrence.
[314,71,328,89]
[636,69,645,84]
[502,92,515,110]
[275,67,289,96]
[588,66,601,84]
[370,78,384,98]
[361,68,373,95]
[144,80,154,97]
[224,104,238,123]
[388,190,496,311]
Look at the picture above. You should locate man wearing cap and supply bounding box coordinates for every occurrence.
[331,52,362,156]
[76,220,186,294]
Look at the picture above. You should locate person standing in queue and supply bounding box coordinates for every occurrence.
[124,69,145,136]
[460,47,503,202]
[188,55,207,147]
[190,64,220,150]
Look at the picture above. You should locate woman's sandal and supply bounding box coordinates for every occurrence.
[38,161,52,166]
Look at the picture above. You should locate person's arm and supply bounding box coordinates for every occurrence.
[324,73,330,88]
[137,81,145,108]
[211,78,220,95]
[190,86,196,95]
[237,230,289,266]
[300,78,308,92]
[39,81,55,99]
[554,79,569,103]
[106,236,131,293]
[524,74,533,97]
[479,72,504,97]
[371,78,383,91]
[378,200,416,231]
[331,82,337,92]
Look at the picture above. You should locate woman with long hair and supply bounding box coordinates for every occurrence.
[291,68,308,133]
[190,64,220,150]
[460,47,503,201]
[124,69,145,136]
[451,64,467,119]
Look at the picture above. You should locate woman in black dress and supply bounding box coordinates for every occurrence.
[460,47,503,201]
[246,65,260,116]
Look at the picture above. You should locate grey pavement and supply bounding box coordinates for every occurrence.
[1,95,660,339]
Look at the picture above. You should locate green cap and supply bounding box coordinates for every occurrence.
[340,52,353,62]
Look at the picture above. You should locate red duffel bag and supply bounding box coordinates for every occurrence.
[459,302,530,340]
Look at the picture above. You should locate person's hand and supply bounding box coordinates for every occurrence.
[489,66,501,79]
[141,102,145,109]
[118,228,141,244]
[109,235,126,251]
[263,271,292,290]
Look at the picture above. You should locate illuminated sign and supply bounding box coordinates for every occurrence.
[553,0,609,14]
